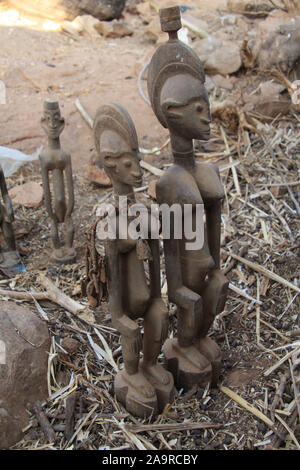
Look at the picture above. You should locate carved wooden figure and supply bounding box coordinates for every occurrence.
[94,103,174,417]
[0,164,19,269]
[147,6,229,390]
[39,100,76,264]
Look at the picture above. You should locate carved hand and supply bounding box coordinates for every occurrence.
[174,286,203,328]
[115,314,141,339]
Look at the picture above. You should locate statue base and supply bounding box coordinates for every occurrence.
[115,369,158,418]
[0,251,26,277]
[115,362,175,418]
[195,336,222,387]
[163,338,212,391]
[140,360,175,414]
[52,247,76,265]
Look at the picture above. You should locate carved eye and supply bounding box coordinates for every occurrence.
[124,159,132,168]
[196,104,203,113]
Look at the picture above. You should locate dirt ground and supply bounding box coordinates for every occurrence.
[0,0,299,452]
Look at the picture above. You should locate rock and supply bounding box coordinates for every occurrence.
[205,75,216,93]
[61,19,83,37]
[213,74,234,90]
[136,2,155,24]
[144,17,165,43]
[72,14,101,37]
[243,81,291,118]
[87,157,111,186]
[193,37,242,75]
[125,0,143,14]
[60,337,79,355]
[6,0,126,21]
[227,0,273,17]
[94,20,133,38]
[9,181,43,208]
[0,301,50,449]
[244,11,300,73]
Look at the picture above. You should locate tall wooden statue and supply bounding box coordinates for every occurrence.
[147,6,229,390]
[39,100,76,264]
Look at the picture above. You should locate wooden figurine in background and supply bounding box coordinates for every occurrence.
[0,164,20,272]
[39,99,76,264]
[147,6,229,390]
[94,103,174,417]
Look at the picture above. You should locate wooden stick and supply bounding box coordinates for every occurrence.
[264,344,300,377]
[75,98,93,129]
[64,392,78,442]
[32,401,57,443]
[0,275,87,316]
[38,274,85,315]
[0,288,48,302]
[125,421,221,433]
[140,160,164,176]
[229,283,262,305]
[220,386,274,428]
[270,372,289,421]
[222,250,300,294]
[275,413,300,450]
[256,275,261,345]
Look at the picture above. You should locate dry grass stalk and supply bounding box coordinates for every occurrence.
[220,386,274,428]
[223,251,300,294]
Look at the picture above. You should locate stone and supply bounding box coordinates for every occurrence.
[60,337,80,355]
[72,14,101,37]
[227,0,273,16]
[6,0,126,21]
[241,11,300,74]
[144,17,165,43]
[193,37,242,75]
[8,181,43,208]
[0,301,50,449]
[136,2,155,24]
[61,20,82,37]
[94,20,133,38]
[213,74,234,90]
[87,158,112,186]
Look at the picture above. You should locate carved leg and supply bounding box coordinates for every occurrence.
[141,298,175,412]
[63,216,76,263]
[195,270,229,386]
[163,300,212,391]
[115,334,157,418]
[50,219,61,250]
[64,216,75,249]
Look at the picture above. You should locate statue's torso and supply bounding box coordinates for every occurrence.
[156,161,224,293]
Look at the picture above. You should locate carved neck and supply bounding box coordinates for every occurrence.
[170,132,195,170]
[47,136,61,150]
[113,181,135,205]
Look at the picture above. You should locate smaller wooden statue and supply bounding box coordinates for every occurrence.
[0,164,21,272]
[93,103,174,418]
[39,99,76,264]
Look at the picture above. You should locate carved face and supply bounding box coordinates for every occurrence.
[41,108,65,139]
[100,130,142,187]
[161,74,211,141]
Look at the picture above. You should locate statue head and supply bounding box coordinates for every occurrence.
[147,6,211,141]
[93,103,142,188]
[41,99,65,139]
